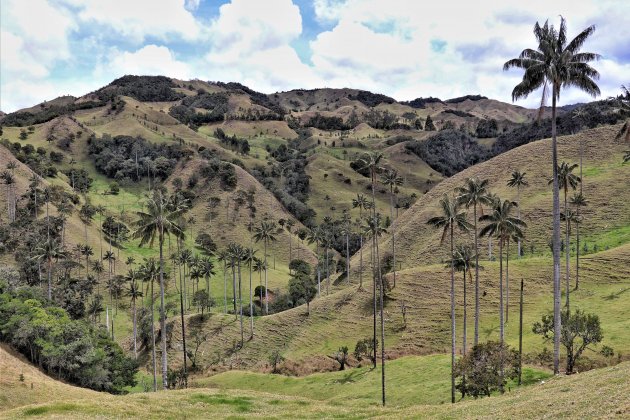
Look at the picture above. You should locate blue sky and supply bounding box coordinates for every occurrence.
[1,0,629,112]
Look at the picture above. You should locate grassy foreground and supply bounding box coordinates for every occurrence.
[2,359,628,418]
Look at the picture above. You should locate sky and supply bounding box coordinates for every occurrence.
[1,0,629,113]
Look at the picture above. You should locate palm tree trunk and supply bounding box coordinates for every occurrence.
[564,189,570,311]
[450,225,456,404]
[463,267,467,356]
[575,214,580,290]
[249,261,254,338]
[231,260,237,317]
[517,187,521,258]
[223,260,227,314]
[264,242,269,315]
[316,241,321,297]
[346,231,350,285]
[132,297,137,359]
[159,231,168,390]
[376,212,385,407]
[390,186,396,288]
[238,260,244,348]
[325,245,330,295]
[499,237,504,343]
[178,240,187,388]
[473,205,480,346]
[506,238,510,324]
[47,258,52,300]
[150,277,157,392]
[551,91,562,376]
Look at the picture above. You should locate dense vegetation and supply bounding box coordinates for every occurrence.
[406,130,490,176]
[87,134,191,181]
[1,100,105,127]
[350,90,396,107]
[96,75,185,102]
[401,97,444,109]
[445,95,488,104]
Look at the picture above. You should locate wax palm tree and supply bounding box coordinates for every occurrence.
[103,250,116,307]
[133,190,185,390]
[450,244,476,356]
[253,257,265,308]
[125,269,143,359]
[550,162,580,310]
[2,170,16,223]
[321,218,334,296]
[427,194,472,404]
[356,151,388,406]
[285,219,295,263]
[91,260,104,296]
[179,248,193,310]
[306,226,323,297]
[504,17,600,374]
[380,169,403,288]
[507,171,528,258]
[615,84,630,141]
[227,243,247,347]
[79,204,96,245]
[217,249,229,314]
[138,258,158,391]
[479,200,526,342]
[570,193,587,289]
[362,213,387,376]
[243,247,257,338]
[81,244,93,280]
[198,257,215,302]
[56,199,73,247]
[340,210,352,285]
[456,177,493,346]
[32,237,65,300]
[253,220,277,315]
[352,193,371,290]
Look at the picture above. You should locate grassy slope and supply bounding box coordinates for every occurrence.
[3,359,629,418]
[361,124,630,271]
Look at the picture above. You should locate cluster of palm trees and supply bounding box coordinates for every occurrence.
[429,175,527,403]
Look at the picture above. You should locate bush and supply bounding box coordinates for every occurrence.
[109,181,120,195]
[455,341,519,398]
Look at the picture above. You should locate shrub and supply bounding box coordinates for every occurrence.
[455,341,519,398]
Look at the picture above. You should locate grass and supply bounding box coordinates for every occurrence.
[3,360,629,418]
[195,354,550,407]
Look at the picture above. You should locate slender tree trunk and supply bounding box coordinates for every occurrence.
[249,261,254,338]
[47,258,52,300]
[376,212,385,407]
[316,241,321,297]
[499,237,504,343]
[223,260,227,314]
[473,204,480,346]
[551,91,562,376]
[506,238,510,324]
[463,267,467,356]
[132,296,138,359]
[325,245,330,295]
[517,187,521,258]
[159,231,168,390]
[264,242,269,315]
[564,189,570,311]
[231,260,237,317]
[150,277,157,391]
[238,259,244,348]
[518,279,524,386]
[575,214,580,290]
[178,240,188,388]
[450,225,455,404]
[390,186,396,288]
[346,231,350,284]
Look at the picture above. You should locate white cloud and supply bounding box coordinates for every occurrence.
[100,45,192,80]
[66,0,201,43]
[200,0,322,92]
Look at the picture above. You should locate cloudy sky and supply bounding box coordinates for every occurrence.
[1,0,629,112]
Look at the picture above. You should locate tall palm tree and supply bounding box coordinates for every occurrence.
[79,204,96,245]
[456,178,493,346]
[306,226,323,297]
[352,193,371,290]
[570,193,587,289]
[81,244,93,280]
[427,194,472,404]
[217,250,229,314]
[243,248,257,338]
[451,244,476,356]
[507,171,528,258]
[91,260,104,297]
[2,170,16,223]
[133,190,185,391]
[504,16,600,374]
[380,169,403,288]
[57,200,73,248]
[227,243,247,347]
[550,162,580,310]
[479,199,526,342]
[32,237,65,300]
[253,257,265,309]
[357,151,386,406]
[139,258,159,391]
[341,210,352,285]
[253,220,277,315]
[103,250,116,308]
[321,218,334,296]
[125,269,142,359]
[199,257,215,303]
[285,219,295,263]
